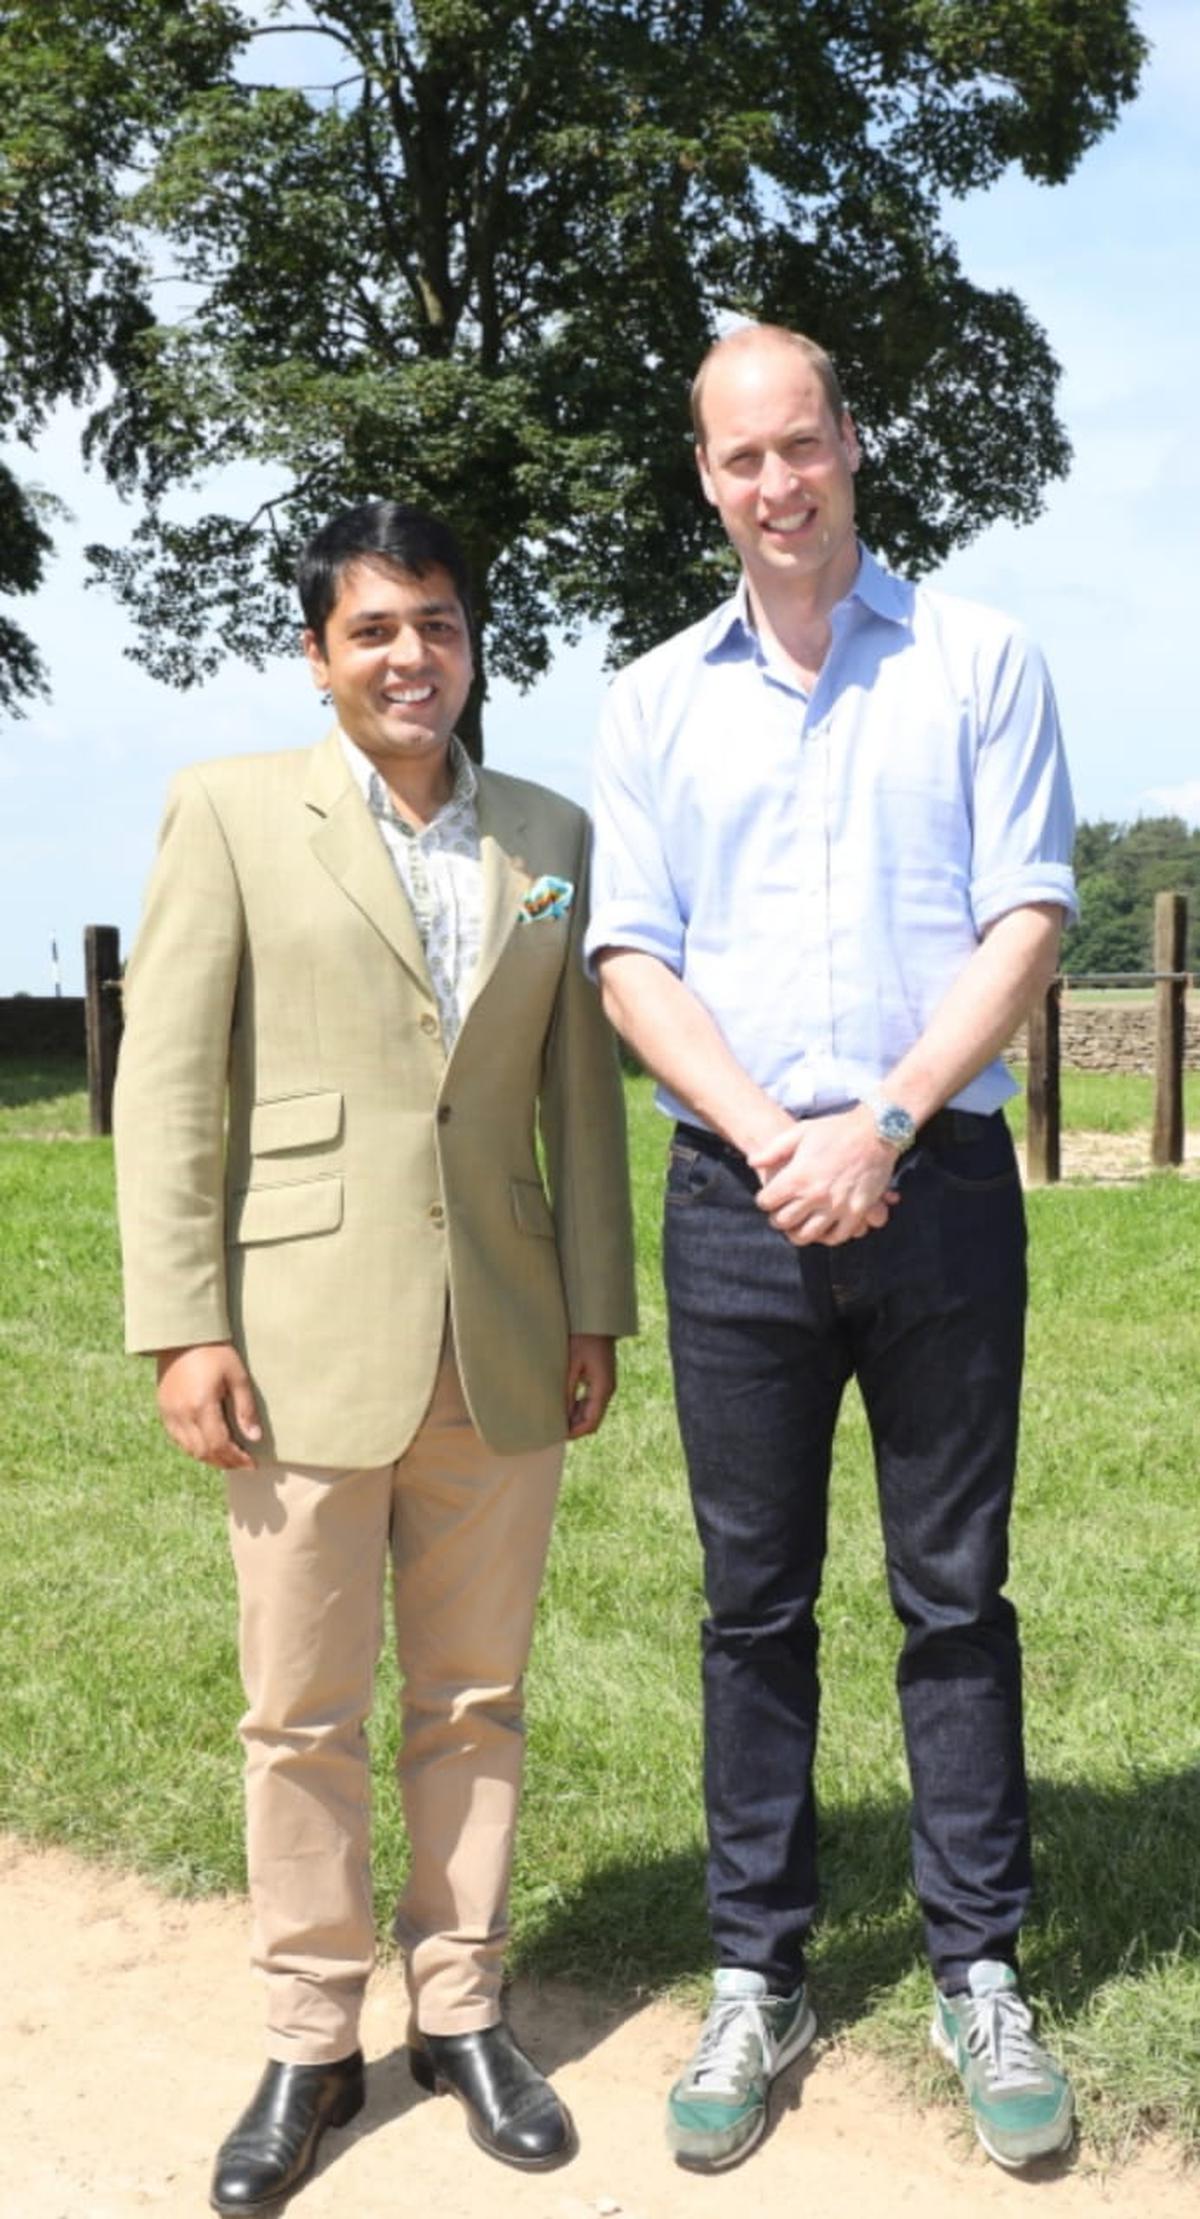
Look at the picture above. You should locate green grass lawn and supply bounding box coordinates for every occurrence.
[1006,1063,1200,1140]
[1,1062,1198,2157]
[1068,995,1156,1010]
[0,1054,92,1137]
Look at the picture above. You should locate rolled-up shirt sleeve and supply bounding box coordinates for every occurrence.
[969,626,1079,933]
[584,668,686,976]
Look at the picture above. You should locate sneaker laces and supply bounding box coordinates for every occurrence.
[962,1986,1047,2090]
[688,1999,766,2094]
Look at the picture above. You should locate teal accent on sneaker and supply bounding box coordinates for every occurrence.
[931,1960,1074,2169]
[666,1967,817,2172]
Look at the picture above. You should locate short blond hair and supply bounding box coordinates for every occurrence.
[690,325,847,445]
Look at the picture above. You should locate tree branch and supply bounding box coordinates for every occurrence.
[354,75,424,325]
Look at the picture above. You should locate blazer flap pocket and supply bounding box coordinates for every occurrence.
[231,1175,343,1247]
[510,1177,555,1239]
[250,1090,343,1155]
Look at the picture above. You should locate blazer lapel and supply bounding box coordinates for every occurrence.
[471,771,533,1008]
[302,731,434,997]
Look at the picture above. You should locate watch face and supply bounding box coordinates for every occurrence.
[876,1103,916,1150]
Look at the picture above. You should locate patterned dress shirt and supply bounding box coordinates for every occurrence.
[339,730,483,1052]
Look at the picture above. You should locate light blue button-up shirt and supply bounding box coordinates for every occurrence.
[585,546,1077,1121]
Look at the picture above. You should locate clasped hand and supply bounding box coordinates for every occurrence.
[748,1107,900,1246]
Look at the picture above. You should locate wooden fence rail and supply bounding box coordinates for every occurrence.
[1025,890,1191,1184]
[39,900,1200,1159]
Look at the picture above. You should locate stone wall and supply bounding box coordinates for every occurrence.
[1014,998,1200,1076]
[4,993,1197,1078]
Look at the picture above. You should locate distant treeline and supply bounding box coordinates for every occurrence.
[1066,816,1200,977]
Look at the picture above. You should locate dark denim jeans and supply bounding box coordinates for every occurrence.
[663,1110,1033,1993]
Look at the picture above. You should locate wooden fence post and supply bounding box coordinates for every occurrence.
[1025,977,1061,1185]
[1152,892,1187,1169]
[84,925,123,1138]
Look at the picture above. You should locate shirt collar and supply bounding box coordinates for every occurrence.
[847,544,912,627]
[338,728,478,829]
[704,542,911,662]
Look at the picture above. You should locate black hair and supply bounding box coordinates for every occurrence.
[297,501,474,647]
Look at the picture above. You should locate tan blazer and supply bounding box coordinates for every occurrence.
[114,733,637,1467]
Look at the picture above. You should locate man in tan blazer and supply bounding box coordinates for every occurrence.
[114,500,637,2216]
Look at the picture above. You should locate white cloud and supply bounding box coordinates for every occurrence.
[1137,781,1200,826]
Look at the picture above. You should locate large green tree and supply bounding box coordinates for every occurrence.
[0,0,1147,744]
[1068,816,1200,976]
[0,2,236,711]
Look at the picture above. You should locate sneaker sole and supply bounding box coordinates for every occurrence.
[975,2113,1074,2172]
[929,2017,1074,2170]
[670,2001,818,2174]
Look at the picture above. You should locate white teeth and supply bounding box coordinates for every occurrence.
[385,685,435,704]
[767,512,810,531]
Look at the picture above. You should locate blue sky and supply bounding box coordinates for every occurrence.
[2,0,1196,995]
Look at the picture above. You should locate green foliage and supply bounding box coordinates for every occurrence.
[0,464,54,712]
[0,0,244,712]
[1,1071,1199,2155]
[1068,816,1200,977]
[0,0,1146,734]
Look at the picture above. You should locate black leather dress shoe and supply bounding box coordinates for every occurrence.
[209,2051,365,2214]
[409,2021,574,2169]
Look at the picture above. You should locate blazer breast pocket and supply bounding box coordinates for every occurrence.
[229,1175,344,1247]
[514,901,570,949]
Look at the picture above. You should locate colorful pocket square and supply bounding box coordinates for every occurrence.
[519,874,574,922]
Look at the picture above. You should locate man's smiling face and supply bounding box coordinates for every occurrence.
[696,333,861,602]
[302,557,474,777]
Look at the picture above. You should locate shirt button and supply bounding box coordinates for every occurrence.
[428,1204,445,1227]
[420,1013,439,1037]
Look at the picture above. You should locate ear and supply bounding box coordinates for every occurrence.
[841,413,862,474]
[301,627,330,691]
[695,443,719,508]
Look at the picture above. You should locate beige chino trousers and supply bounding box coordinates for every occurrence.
[225,1331,564,2065]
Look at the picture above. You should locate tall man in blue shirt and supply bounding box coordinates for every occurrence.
[586,325,1077,2177]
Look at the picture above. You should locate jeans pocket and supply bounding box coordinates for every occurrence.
[665,1141,723,1207]
[922,1116,1020,1193]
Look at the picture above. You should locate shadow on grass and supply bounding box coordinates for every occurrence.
[0,1054,88,1109]
[518,1763,1200,2037]
[265,1768,1200,2171]
[1028,1762,1200,2006]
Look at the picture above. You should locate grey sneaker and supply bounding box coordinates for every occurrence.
[666,1967,816,2171]
[931,1960,1074,2168]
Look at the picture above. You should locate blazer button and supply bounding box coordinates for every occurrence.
[437,1104,452,1123]
[428,1203,445,1227]
[420,1013,439,1037]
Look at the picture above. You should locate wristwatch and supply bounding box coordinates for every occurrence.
[864,1088,917,1156]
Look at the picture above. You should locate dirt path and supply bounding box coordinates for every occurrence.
[3,1839,1194,2219]
[1034,1129,1200,1184]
